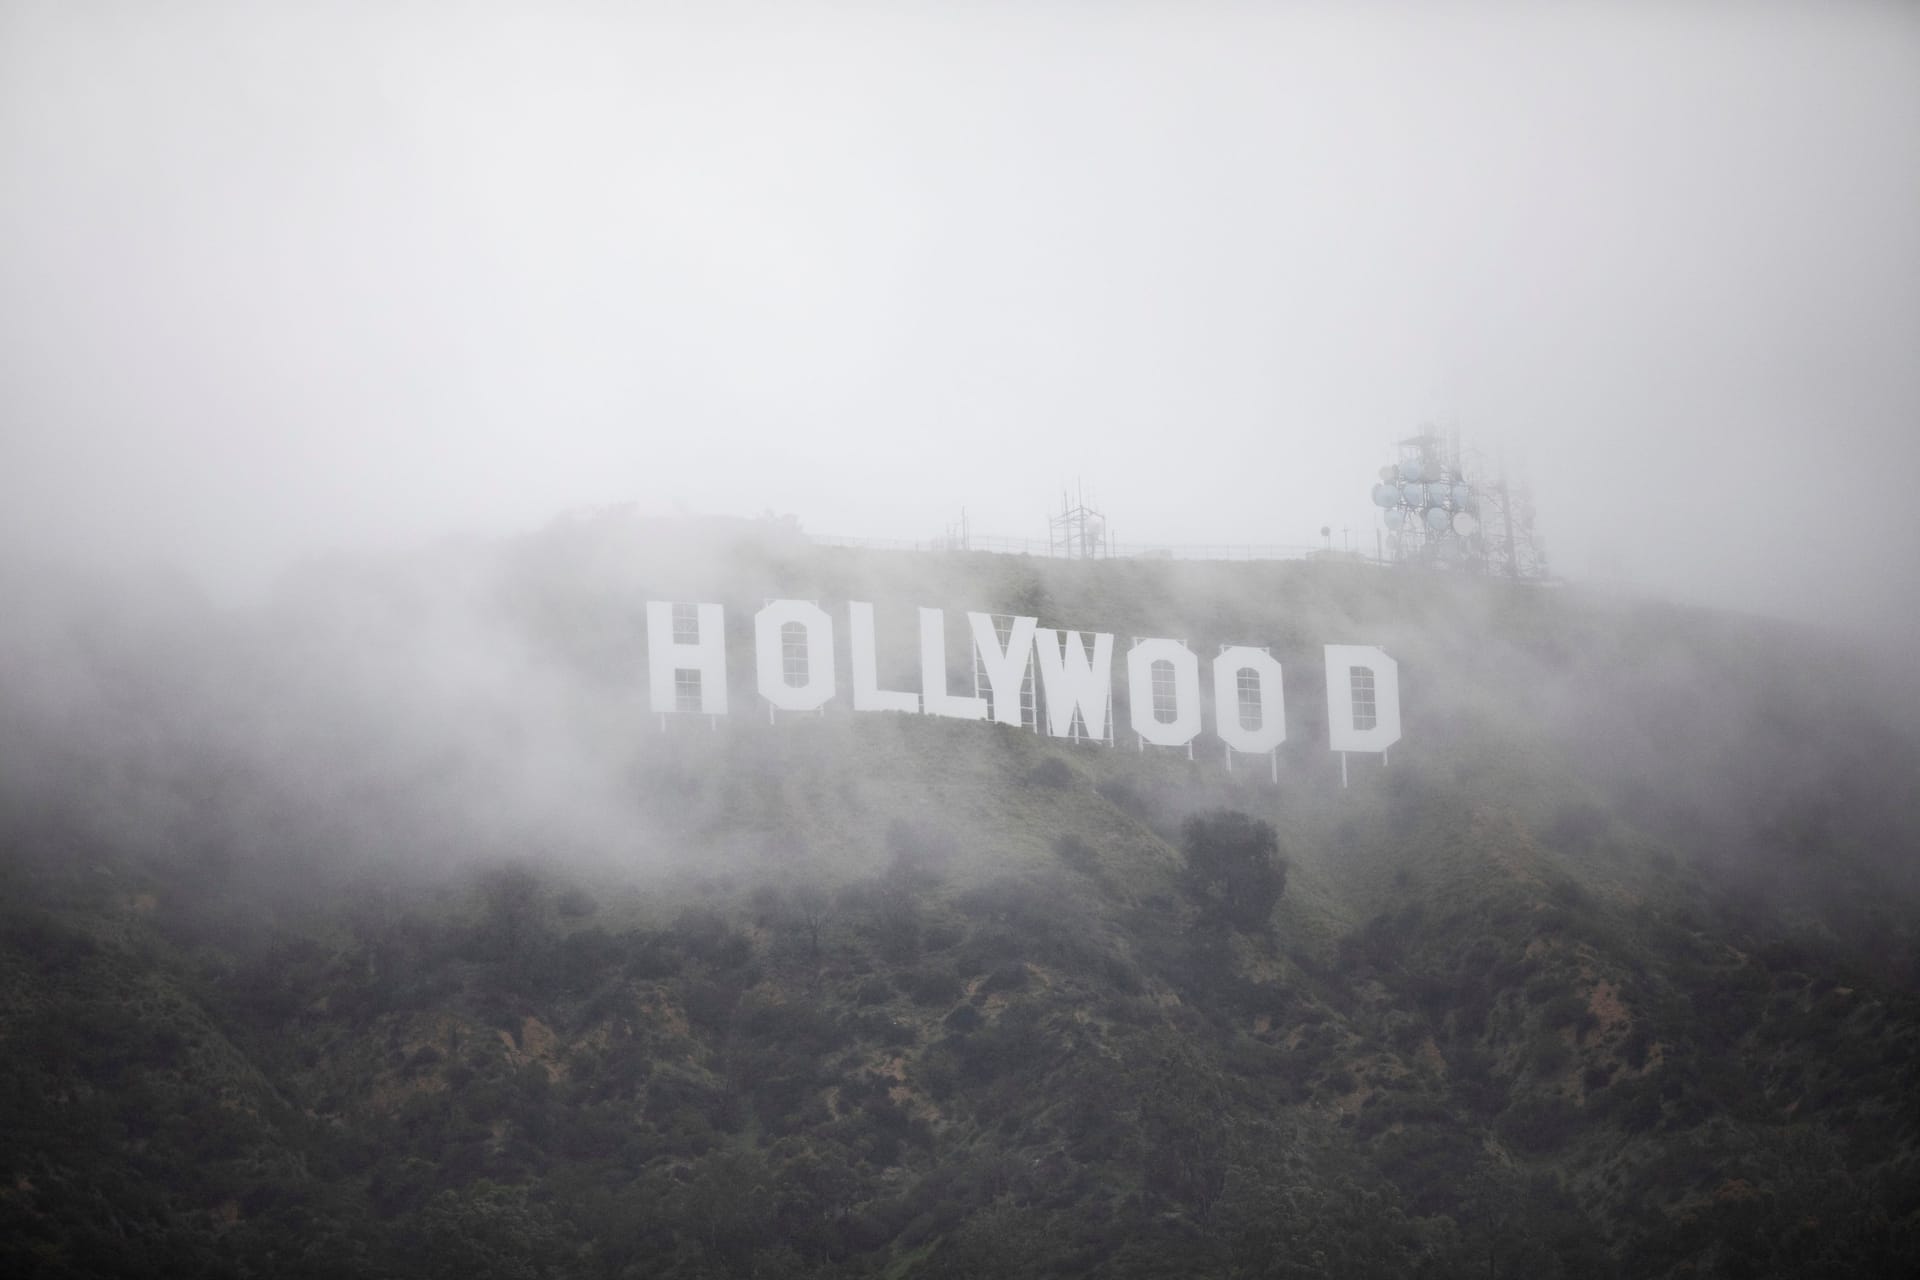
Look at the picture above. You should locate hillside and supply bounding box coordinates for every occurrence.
[2,512,1917,1278]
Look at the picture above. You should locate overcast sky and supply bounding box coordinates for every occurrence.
[2,2,1916,633]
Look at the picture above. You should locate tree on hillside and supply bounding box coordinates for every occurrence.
[788,882,832,961]
[475,864,549,976]
[1180,811,1288,935]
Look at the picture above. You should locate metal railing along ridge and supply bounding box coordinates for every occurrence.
[807,533,1347,564]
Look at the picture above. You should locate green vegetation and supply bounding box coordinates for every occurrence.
[2,514,1917,1277]
[1178,811,1289,937]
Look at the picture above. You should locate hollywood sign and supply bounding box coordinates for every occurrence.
[643,601,1400,777]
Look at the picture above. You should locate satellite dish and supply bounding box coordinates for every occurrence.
[1379,465,1398,484]
[1400,482,1425,506]
[1371,483,1399,508]
[1398,459,1423,482]
[1425,507,1452,533]
[1383,508,1407,529]
[1452,511,1481,537]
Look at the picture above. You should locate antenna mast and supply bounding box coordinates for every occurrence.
[1047,483,1108,559]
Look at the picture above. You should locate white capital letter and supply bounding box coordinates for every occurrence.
[1213,646,1286,754]
[1033,629,1114,740]
[1127,638,1202,747]
[967,612,1038,726]
[1325,644,1401,752]
[920,608,988,720]
[647,602,728,715]
[849,602,919,713]
[755,600,835,712]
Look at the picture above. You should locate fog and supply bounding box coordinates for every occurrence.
[5,8,1920,1255]
[3,2,1918,636]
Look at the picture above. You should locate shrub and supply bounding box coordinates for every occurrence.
[981,963,1029,994]
[1179,810,1288,935]
[904,967,962,1006]
[1497,1095,1581,1154]
[1096,777,1147,819]
[671,909,753,969]
[1028,757,1076,789]
[943,1006,983,1033]
[1529,1034,1572,1076]
[1622,1026,1651,1069]
[1540,992,1597,1037]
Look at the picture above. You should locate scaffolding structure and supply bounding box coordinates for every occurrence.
[1047,485,1109,560]
[938,509,971,552]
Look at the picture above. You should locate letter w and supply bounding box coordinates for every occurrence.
[1033,629,1114,741]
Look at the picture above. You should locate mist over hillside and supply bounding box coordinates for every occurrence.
[2,514,1916,1277]
[7,2,1919,1273]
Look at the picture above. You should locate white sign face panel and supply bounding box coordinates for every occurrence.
[919,608,988,721]
[967,612,1038,727]
[1324,644,1401,753]
[1033,628,1114,741]
[848,602,919,714]
[646,601,729,715]
[754,600,836,712]
[1127,638,1203,747]
[1213,646,1286,754]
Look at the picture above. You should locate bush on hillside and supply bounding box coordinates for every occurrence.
[1179,811,1288,936]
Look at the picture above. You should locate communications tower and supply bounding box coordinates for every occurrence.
[1367,429,1547,579]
